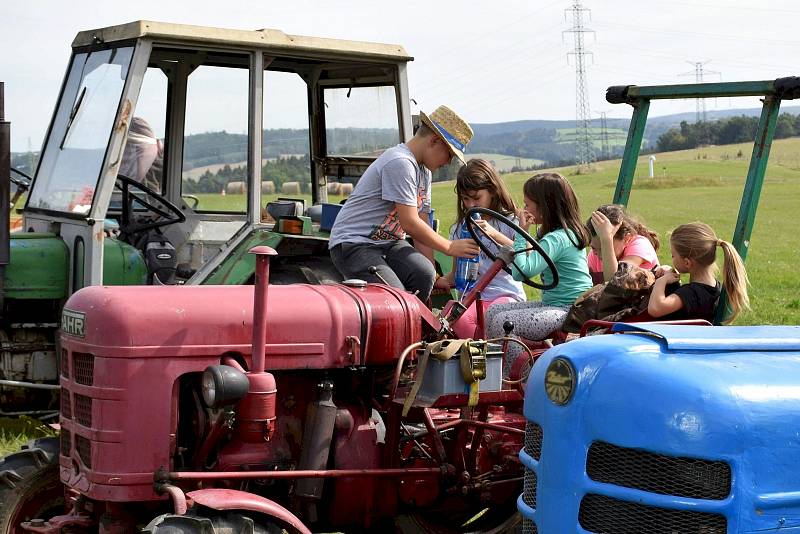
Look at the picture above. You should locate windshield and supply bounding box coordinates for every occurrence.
[27,46,134,214]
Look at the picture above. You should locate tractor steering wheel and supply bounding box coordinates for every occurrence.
[115,174,185,234]
[464,206,559,291]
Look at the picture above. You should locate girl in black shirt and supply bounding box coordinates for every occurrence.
[648,222,750,324]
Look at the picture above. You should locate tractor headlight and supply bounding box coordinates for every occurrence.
[544,357,576,406]
[201,365,250,409]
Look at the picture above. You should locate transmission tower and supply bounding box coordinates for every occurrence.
[564,1,595,166]
[680,60,721,122]
[598,112,610,160]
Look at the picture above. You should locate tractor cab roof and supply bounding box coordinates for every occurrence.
[72,20,412,62]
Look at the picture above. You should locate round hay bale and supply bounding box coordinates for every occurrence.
[327,182,342,195]
[225,181,246,195]
[262,180,275,194]
[339,183,354,197]
[281,181,301,195]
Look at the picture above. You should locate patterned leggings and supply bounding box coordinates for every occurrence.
[485,301,570,371]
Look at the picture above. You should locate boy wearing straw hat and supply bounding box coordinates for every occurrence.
[329,105,479,302]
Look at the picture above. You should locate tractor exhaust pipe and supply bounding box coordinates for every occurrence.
[235,246,279,443]
[1,82,11,267]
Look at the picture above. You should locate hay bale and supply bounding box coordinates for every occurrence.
[225,181,246,195]
[281,181,301,195]
[262,180,275,194]
[327,182,342,195]
[339,183,354,197]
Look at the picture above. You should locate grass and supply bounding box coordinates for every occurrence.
[0,417,57,455]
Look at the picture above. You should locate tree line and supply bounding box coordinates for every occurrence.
[656,113,800,152]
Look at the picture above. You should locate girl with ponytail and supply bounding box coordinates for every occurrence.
[648,222,750,323]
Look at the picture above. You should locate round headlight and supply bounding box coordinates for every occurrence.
[201,365,250,408]
[201,369,217,407]
[544,357,576,406]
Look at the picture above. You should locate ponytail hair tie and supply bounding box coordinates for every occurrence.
[716,239,723,246]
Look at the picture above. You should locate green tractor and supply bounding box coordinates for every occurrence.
[1,20,420,415]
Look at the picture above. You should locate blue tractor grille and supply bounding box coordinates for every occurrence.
[579,494,727,533]
[524,421,542,461]
[521,421,542,534]
[586,441,731,500]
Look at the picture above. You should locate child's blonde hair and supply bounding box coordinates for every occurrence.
[670,222,750,323]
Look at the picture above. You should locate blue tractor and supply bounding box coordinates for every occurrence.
[518,77,800,533]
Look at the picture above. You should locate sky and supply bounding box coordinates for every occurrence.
[2,0,800,151]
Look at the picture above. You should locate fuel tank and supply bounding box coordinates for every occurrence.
[62,282,440,369]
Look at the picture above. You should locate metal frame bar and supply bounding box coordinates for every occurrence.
[609,77,799,323]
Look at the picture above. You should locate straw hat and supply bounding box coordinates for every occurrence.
[419,105,473,164]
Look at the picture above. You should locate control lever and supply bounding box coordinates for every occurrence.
[368,266,391,287]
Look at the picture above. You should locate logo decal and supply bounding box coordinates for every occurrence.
[61,309,86,338]
[545,357,575,405]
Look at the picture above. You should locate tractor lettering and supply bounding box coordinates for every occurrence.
[61,310,86,338]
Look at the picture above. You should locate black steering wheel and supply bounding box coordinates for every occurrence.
[464,206,559,291]
[115,174,185,234]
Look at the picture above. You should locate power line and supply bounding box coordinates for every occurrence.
[564,0,595,166]
[679,60,721,122]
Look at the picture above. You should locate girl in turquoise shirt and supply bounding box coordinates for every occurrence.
[483,173,592,368]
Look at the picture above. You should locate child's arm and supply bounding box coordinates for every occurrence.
[510,231,560,281]
[647,271,684,318]
[396,204,478,258]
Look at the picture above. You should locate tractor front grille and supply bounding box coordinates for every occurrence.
[521,421,541,534]
[578,493,727,533]
[521,517,538,534]
[61,392,72,419]
[72,352,94,386]
[524,421,542,461]
[586,441,731,500]
[523,468,537,510]
[73,394,93,427]
[61,349,69,378]
[60,428,71,457]
[75,435,92,468]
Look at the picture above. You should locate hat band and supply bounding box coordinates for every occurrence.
[430,119,466,152]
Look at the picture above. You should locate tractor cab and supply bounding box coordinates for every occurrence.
[21,20,414,291]
[1,21,414,412]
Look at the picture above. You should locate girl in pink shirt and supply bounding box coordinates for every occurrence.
[587,204,660,284]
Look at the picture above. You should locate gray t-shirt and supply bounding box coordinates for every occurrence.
[329,144,431,248]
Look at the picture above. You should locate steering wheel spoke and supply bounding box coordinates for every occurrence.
[465,207,559,291]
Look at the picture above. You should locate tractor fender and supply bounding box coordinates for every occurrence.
[187,489,310,534]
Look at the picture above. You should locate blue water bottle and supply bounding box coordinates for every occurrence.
[454,214,480,295]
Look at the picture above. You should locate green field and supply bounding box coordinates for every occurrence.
[463,153,545,172]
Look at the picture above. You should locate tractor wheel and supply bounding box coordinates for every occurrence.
[143,510,283,533]
[396,506,521,534]
[0,437,64,534]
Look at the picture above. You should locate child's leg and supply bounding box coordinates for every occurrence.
[485,301,570,373]
[330,242,404,289]
[384,240,436,302]
[451,296,519,339]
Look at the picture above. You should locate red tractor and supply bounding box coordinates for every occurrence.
[1,228,546,533]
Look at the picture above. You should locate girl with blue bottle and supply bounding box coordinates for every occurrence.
[434,159,525,338]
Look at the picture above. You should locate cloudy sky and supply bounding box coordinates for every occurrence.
[2,0,799,151]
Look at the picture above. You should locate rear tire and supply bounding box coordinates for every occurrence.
[0,437,64,534]
[143,510,283,533]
